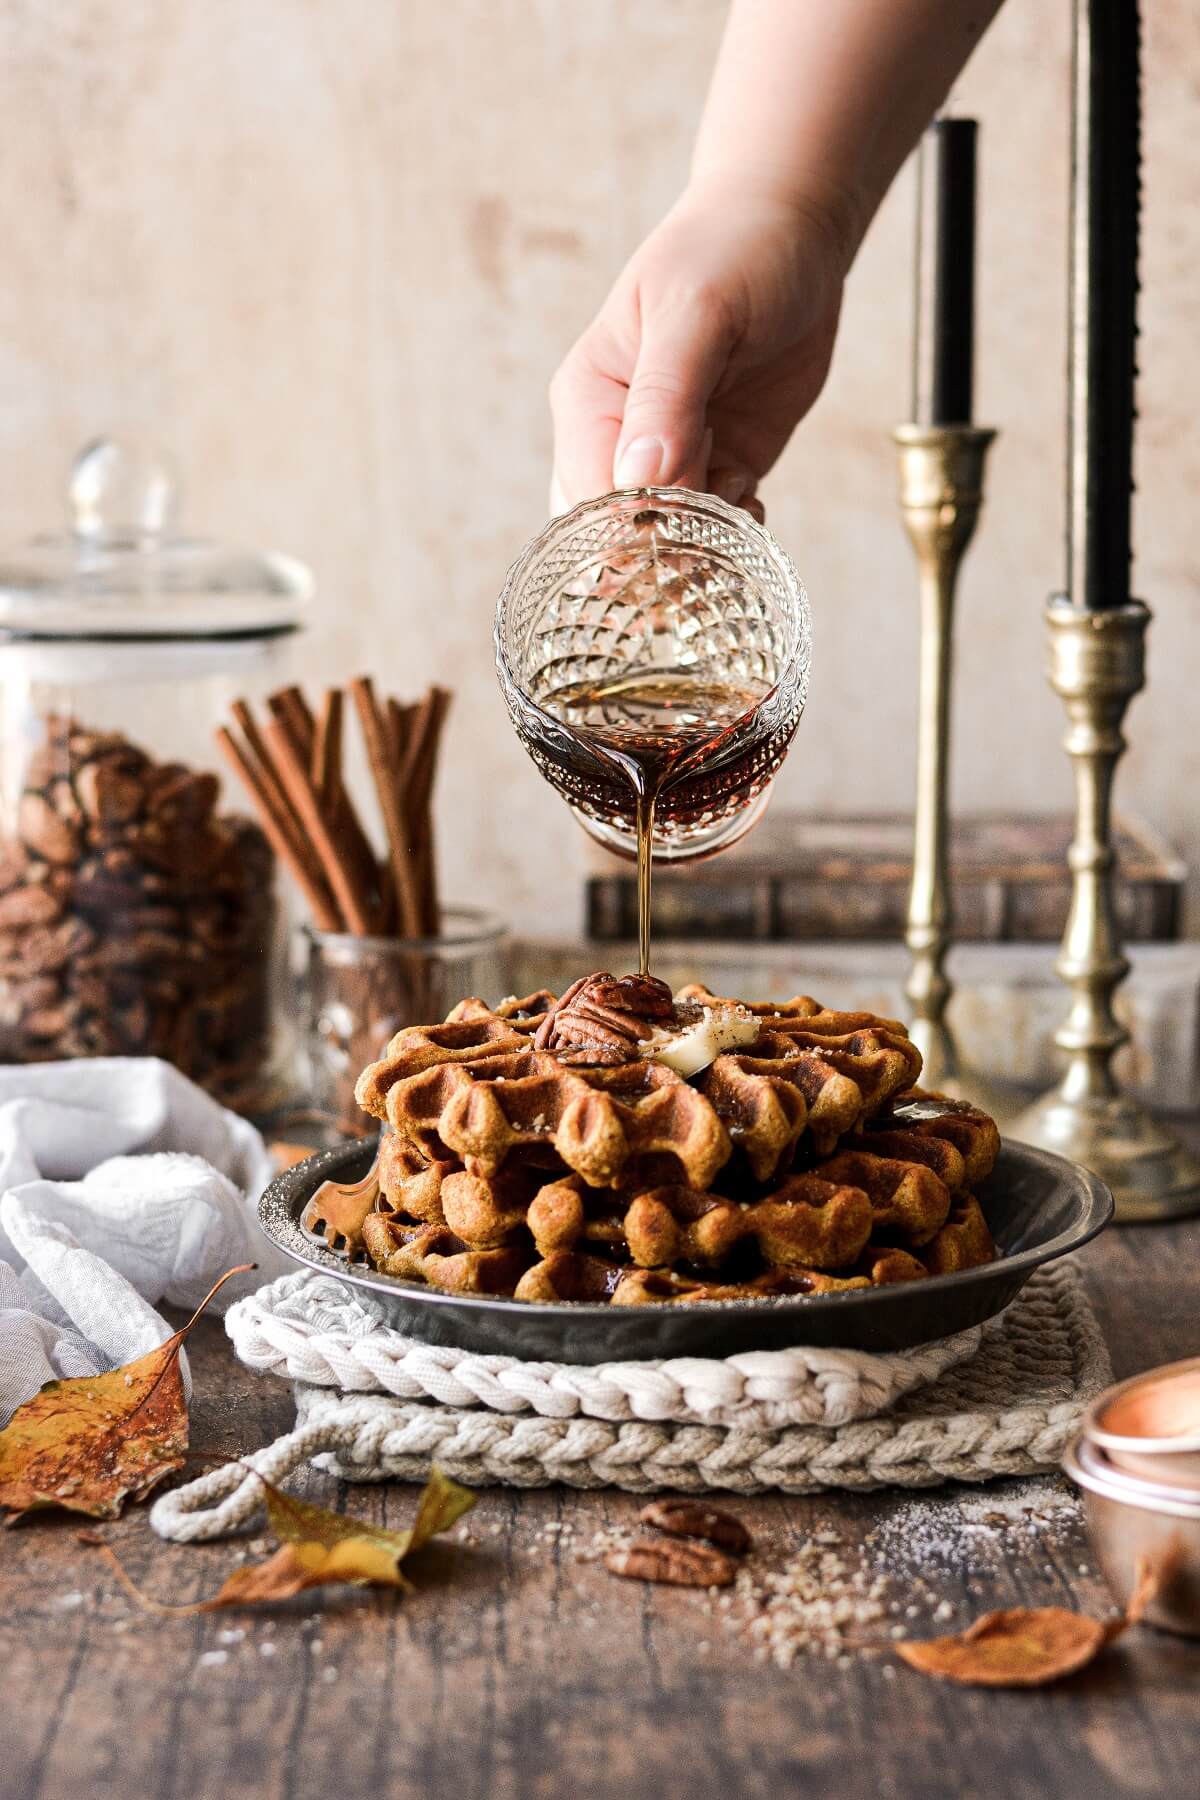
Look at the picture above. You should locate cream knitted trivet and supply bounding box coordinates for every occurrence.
[151,1261,1110,1538]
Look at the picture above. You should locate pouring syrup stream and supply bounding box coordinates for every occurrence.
[545,669,770,974]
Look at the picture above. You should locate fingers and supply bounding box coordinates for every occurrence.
[707,462,756,508]
[549,325,626,513]
[551,288,736,509]
[612,290,734,492]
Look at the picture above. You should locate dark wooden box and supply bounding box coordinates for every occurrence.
[585,812,1185,944]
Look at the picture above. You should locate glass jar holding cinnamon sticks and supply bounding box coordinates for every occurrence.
[218,675,508,1135]
[0,441,311,1108]
[302,909,506,1135]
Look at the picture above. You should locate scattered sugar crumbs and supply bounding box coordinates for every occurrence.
[726,1534,892,1669]
[576,1477,1084,1672]
[867,1479,1084,1584]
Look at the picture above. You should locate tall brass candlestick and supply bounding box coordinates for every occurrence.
[894,424,994,1092]
[1013,605,1200,1217]
[1012,0,1200,1219]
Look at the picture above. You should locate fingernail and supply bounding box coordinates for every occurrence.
[711,470,750,507]
[614,436,666,489]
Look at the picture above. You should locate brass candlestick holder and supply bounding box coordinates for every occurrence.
[1011,601,1200,1220]
[1012,0,1200,1222]
[893,423,999,1100]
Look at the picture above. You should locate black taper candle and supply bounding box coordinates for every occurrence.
[912,118,977,426]
[1066,0,1140,609]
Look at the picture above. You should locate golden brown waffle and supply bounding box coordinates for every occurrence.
[514,1250,624,1303]
[377,1132,456,1225]
[336,981,1004,1306]
[515,1246,930,1306]
[526,1173,873,1271]
[366,1044,734,1191]
[355,989,921,1190]
[677,985,910,1041]
[920,1194,996,1275]
[698,1028,923,1174]
[355,1012,532,1119]
[447,991,557,1031]
[808,1147,951,1247]
[861,1092,1001,1188]
[361,1215,533,1296]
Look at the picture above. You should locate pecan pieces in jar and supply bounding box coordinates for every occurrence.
[0,716,274,1106]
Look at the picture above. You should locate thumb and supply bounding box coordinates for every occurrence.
[613,291,732,492]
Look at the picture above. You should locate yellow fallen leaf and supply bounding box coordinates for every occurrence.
[0,1265,253,1524]
[261,1462,475,1564]
[81,1464,476,1612]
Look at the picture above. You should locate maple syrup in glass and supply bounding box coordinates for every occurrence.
[496,489,810,973]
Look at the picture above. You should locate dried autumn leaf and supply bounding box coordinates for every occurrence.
[270,1140,320,1172]
[896,1556,1161,1690]
[0,1265,252,1524]
[255,1463,476,1585]
[897,1607,1112,1687]
[1122,1555,1161,1627]
[82,1464,476,1613]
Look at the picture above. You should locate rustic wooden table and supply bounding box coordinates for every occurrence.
[4,1217,1199,1800]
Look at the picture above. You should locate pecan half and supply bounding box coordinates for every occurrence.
[534,971,676,1066]
[0,885,62,930]
[19,792,79,864]
[638,1498,752,1555]
[605,1536,735,1588]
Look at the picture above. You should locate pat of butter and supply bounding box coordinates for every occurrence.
[640,1001,760,1077]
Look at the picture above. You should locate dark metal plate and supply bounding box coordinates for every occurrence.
[257,1139,1112,1362]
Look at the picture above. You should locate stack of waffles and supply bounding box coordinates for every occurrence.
[304,978,1001,1306]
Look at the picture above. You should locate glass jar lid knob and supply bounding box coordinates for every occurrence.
[69,438,180,544]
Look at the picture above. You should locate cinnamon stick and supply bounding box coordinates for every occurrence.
[311,688,343,807]
[310,687,379,928]
[264,717,374,936]
[403,685,452,818]
[386,697,413,768]
[404,686,450,936]
[214,725,340,931]
[231,700,294,831]
[268,686,315,760]
[348,676,424,939]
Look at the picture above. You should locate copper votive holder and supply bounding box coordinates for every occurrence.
[1065,1435,1200,1639]
[1080,1357,1200,1490]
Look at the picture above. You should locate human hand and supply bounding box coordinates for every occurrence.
[549,177,852,518]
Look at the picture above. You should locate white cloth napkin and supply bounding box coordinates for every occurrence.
[0,1057,286,1426]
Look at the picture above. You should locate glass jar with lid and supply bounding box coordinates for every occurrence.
[0,439,311,1108]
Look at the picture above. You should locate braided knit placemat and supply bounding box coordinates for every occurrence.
[151,1262,1110,1538]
